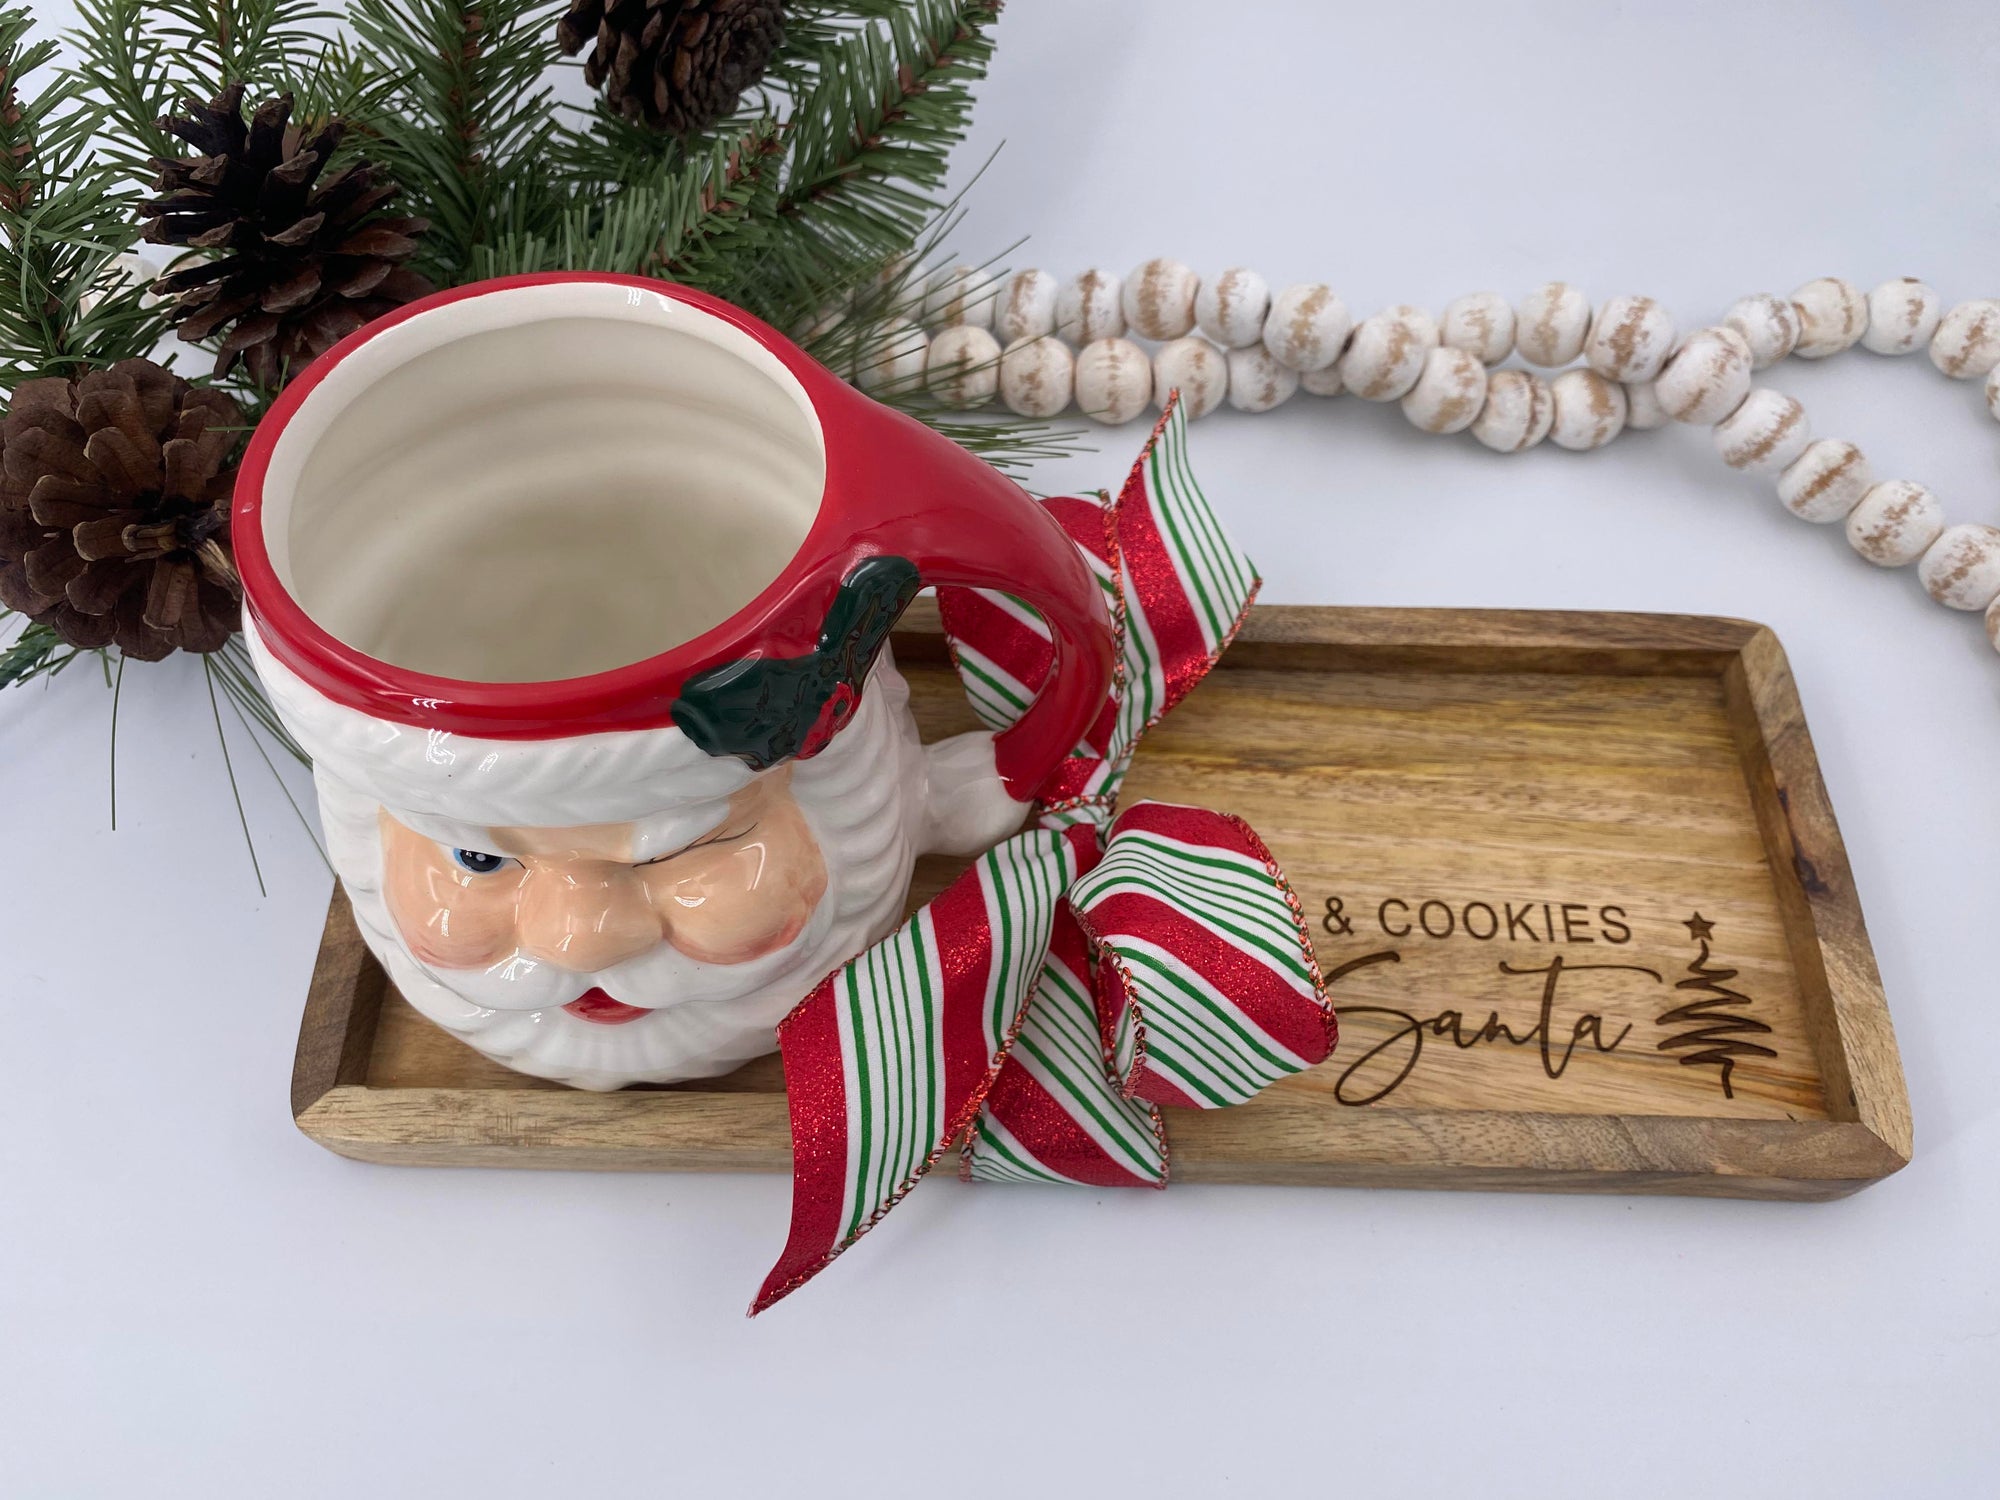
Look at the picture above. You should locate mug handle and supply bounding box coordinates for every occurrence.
[835,399,1115,802]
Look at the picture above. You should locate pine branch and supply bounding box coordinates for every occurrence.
[345,0,566,283]
[68,1,334,186]
[0,6,165,384]
[0,613,65,688]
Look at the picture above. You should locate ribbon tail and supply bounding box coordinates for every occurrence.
[751,827,1080,1314]
[961,903,1169,1188]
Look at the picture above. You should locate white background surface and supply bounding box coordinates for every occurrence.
[5,2,1998,1495]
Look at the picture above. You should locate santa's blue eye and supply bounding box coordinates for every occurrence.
[452,849,509,874]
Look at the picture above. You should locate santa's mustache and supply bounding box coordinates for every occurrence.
[414,895,839,1017]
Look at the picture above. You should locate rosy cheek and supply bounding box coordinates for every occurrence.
[382,842,521,970]
[649,814,828,965]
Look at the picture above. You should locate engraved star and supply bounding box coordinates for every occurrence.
[1684,912,1715,942]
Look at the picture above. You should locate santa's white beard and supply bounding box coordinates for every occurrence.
[318,664,930,1090]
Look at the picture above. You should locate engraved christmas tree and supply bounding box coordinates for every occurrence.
[1655,913,1777,1099]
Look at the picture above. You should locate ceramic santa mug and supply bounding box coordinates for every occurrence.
[236,272,1113,1090]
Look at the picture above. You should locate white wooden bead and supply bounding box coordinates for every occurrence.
[1860,278,1942,355]
[1653,326,1753,424]
[1548,369,1627,450]
[998,335,1075,419]
[1056,269,1125,345]
[1338,305,1437,401]
[855,319,927,396]
[795,304,852,375]
[1790,278,1867,359]
[1623,380,1669,431]
[1225,345,1299,413]
[1152,337,1229,418]
[1400,347,1487,434]
[1713,389,1810,474]
[1918,523,2000,610]
[1987,364,2000,421]
[924,264,995,330]
[1122,257,1199,341]
[925,324,1000,408]
[1929,299,2000,379]
[1845,480,1943,567]
[1776,440,1872,523]
[1439,292,1515,365]
[1300,360,1346,396]
[1262,283,1351,372]
[993,269,1058,344]
[1470,370,1554,453]
[1074,337,1151,425]
[1724,294,1800,370]
[1515,282,1592,367]
[1585,295,1677,383]
[1196,267,1271,349]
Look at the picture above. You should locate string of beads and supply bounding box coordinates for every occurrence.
[844,264,2000,655]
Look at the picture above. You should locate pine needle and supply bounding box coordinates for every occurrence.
[108,650,124,829]
[216,667,331,872]
[204,655,266,897]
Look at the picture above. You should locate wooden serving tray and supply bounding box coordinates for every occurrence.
[293,604,1911,1199]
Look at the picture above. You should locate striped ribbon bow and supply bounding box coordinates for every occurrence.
[753,397,1335,1314]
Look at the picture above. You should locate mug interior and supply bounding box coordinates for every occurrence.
[258,282,826,683]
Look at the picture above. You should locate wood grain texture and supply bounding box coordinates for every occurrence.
[293,604,1910,1198]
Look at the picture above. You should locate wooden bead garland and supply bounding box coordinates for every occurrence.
[1777,440,1872,523]
[1226,345,1299,413]
[924,264,994,330]
[1401,346,1487,434]
[1861,278,1941,356]
[998,335,1074,419]
[1584,294,1676,383]
[1056,269,1124,345]
[926,324,1000,408]
[1515,282,1591,367]
[1074,336,1150,425]
[995,269,1058,344]
[1300,359,1346,397]
[1263,283,1351,372]
[1469,369,1552,453]
[1440,292,1515,366]
[1152,336,1229,419]
[856,318,926,395]
[1791,277,1868,359]
[1340,304,1437,401]
[1724,294,1800,369]
[1196,267,1270,349]
[1847,480,1944,568]
[890,260,2000,656]
[1622,379,1668,431]
[1917,524,2000,610]
[1549,368,1626,451]
[1713,389,1809,474]
[1930,300,2000,379]
[1654,326,1752,424]
[1122,258,1199,342]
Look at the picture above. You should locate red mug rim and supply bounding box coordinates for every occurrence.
[235,271,1115,798]
[237,273,887,739]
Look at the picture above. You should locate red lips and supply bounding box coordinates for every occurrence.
[562,987,650,1025]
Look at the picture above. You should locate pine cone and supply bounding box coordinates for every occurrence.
[139,85,434,390]
[0,358,242,660]
[559,0,786,136]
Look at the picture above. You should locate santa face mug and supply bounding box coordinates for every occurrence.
[235,272,1113,1090]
